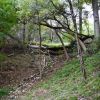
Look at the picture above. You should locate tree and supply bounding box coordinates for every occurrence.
[12,0,95,79]
[92,0,100,48]
[0,0,17,34]
[0,0,17,45]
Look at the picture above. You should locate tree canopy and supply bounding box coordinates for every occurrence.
[0,0,17,34]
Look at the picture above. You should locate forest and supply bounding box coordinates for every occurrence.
[0,0,100,100]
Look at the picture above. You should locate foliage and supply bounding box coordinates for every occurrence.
[0,0,17,47]
[0,0,17,33]
[0,32,6,47]
[0,88,12,98]
[0,52,7,62]
[0,0,99,99]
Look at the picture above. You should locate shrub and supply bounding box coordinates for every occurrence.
[0,52,7,62]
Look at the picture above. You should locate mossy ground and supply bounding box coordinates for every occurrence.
[31,41,70,48]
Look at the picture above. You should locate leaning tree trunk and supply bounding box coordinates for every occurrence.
[55,30,69,60]
[92,0,100,48]
[68,0,87,80]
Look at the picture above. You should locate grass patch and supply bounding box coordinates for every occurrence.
[0,52,7,62]
[0,88,11,98]
[31,41,70,48]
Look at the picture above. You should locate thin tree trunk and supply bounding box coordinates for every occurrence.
[78,0,86,79]
[92,0,100,48]
[76,36,87,80]
[36,0,43,78]
[50,32,53,42]
[67,0,77,31]
[68,0,87,80]
[22,20,26,44]
[39,23,42,79]
[79,1,82,35]
[55,30,69,60]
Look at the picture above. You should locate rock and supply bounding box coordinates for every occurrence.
[84,38,93,44]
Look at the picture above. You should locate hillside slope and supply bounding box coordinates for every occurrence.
[15,51,100,100]
[1,51,100,100]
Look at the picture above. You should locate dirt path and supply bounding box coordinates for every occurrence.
[0,53,66,100]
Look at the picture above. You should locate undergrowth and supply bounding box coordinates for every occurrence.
[0,52,7,63]
[0,51,100,100]
[26,51,100,100]
[0,88,11,98]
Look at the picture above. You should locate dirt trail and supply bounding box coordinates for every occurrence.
[0,53,66,100]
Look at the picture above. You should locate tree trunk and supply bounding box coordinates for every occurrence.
[55,30,69,60]
[92,0,100,47]
[68,0,87,80]
[22,20,26,44]
[79,1,82,35]
[39,24,43,79]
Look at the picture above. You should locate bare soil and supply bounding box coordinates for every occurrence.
[0,45,67,100]
[0,53,36,87]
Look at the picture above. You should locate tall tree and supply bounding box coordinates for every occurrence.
[0,0,18,46]
[92,0,100,48]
